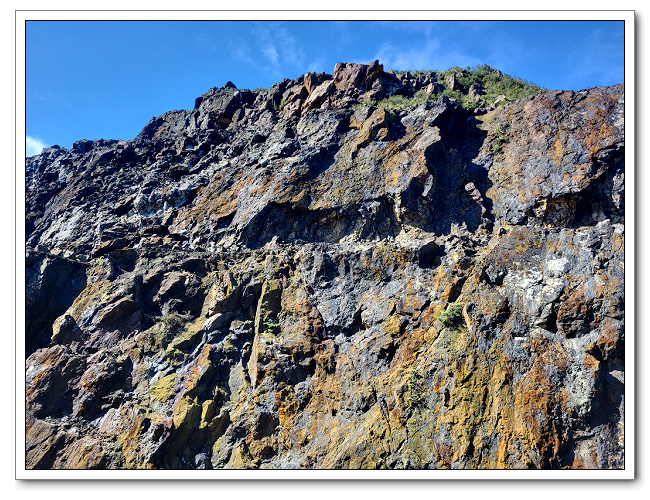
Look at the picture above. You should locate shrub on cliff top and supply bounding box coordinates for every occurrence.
[361,65,543,113]
[438,64,544,108]
[376,92,430,111]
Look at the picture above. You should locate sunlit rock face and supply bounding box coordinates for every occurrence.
[25,61,624,470]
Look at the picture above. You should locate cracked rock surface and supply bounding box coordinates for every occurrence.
[25,62,624,469]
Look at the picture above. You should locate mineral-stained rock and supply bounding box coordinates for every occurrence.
[24,62,625,470]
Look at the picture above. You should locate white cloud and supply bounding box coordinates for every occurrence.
[227,23,308,78]
[307,58,326,74]
[26,135,48,157]
[228,39,258,68]
[262,44,279,64]
[252,22,305,77]
[194,32,211,45]
[375,39,482,73]
[377,21,438,38]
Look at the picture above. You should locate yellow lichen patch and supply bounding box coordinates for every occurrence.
[583,352,600,372]
[611,232,624,254]
[165,314,203,355]
[172,396,201,442]
[354,108,390,150]
[417,323,543,468]
[583,109,616,158]
[199,399,216,429]
[173,169,248,230]
[149,373,177,403]
[275,386,298,429]
[312,405,390,469]
[248,435,278,462]
[394,246,414,269]
[226,446,255,468]
[382,314,405,338]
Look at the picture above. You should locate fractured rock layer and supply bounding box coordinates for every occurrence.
[25,62,624,469]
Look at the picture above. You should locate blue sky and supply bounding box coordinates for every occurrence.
[25,20,625,155]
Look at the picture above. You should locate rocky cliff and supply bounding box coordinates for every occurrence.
[25,61,625,470]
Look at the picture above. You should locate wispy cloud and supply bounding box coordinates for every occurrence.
[252,22,305,77]
[34,91,54,102]
[194,32,212,45]
[32,89,74,110]
[228,39,259,69]
[376,21,439,38]
[26,135,48,157]
[307,58,327,74]
[262,45,279,65]
[374,39,482,72]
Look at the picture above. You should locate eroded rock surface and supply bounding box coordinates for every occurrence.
[25,62,624,469]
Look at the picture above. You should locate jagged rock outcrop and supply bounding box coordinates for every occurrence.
[25,61,624,470]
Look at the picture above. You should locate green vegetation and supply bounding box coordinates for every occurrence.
[355,65,543,113]
[436,88,479,110]
[278,98,286,111]
[437,302,463,327]
[377,90,430,111]
[492,121,510,153]
[404,369,425,411]
[438,64,544,108]
[160,313,192,336]
[352,99,378,110]
[353,92,430,112]
[264,317,280,335]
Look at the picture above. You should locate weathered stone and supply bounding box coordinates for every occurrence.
[302,80,334,112]
[468,83,484,101]
[332,59,383,95]
[446,73,462,91]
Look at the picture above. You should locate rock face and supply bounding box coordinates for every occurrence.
[25,61,625,470]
